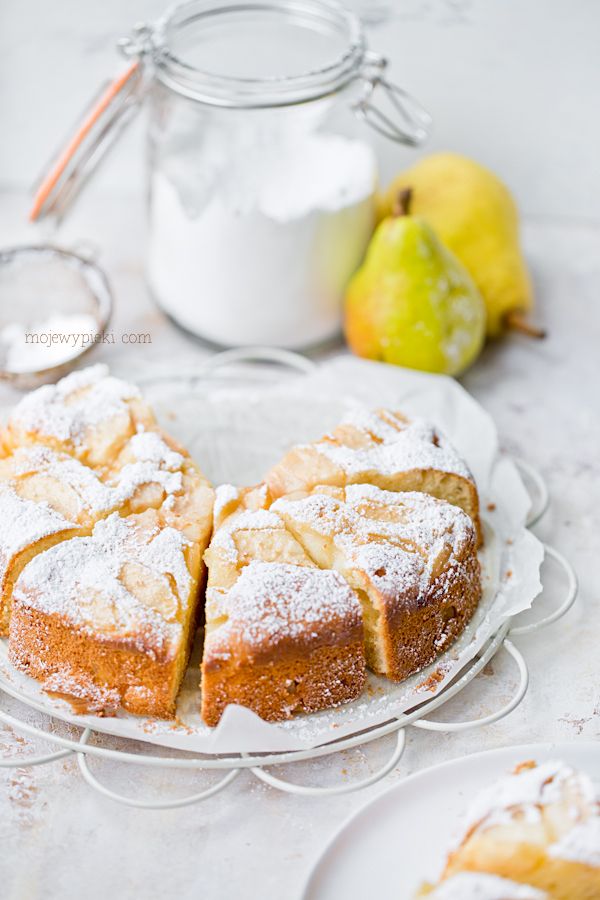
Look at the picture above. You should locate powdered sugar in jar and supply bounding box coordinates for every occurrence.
[31,1,430,350]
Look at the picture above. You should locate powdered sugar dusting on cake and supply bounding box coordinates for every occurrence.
[111,430,184,499]
[213,484,240,527]
[0,483,77,564]
[11,445,116,513]
[9,363,142,445]
[8,434,185,516]
[127,430,183,470]
[427,872,547,899]
[316,409,473,481]
[274,486,475,605]
[459,761,598,838]
[42,670,122,715]
[549,816,600,866]
[206,561,361,656]
[13,512,191,655]
[92,514,192,605]
[339,407,408,441]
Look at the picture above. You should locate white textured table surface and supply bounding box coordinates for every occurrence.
[0,187,598,900]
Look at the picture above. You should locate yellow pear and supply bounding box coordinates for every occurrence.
[379,153,543,338]
[344,190,485,376]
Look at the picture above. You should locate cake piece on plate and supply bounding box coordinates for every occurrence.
[416,872,547,898]
[266,407,481,542]
[9,509,204,718]
[273,484,481,682]
[201,485,366,726]
[3,364,156,466]
[443,760,600,900]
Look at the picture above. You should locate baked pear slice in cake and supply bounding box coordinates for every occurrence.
[266,408,481,542]
[201,485,366,726]
[9,509,204,718]
[273,484,481,682]
[442,760,600,900]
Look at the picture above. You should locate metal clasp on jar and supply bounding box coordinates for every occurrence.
[117,22,156,59]
[353,51,431,146]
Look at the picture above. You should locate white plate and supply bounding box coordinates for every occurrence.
[301,741,600,900]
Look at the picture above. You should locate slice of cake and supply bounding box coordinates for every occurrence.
[417,872,548,898]
[201,486,366,725]
[4,364,156,466]
[273,484,481,681]
[442,760,600,899]
[9,510,203,717]
[266,408,481,542]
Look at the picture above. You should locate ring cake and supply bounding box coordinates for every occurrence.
[266,407,482,542]
[0,367,483,726]
[436,760,600,899]
[1,365,214,717]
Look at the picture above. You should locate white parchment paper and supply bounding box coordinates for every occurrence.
[0,358,544,754]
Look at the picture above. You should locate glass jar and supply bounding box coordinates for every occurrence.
[32,0,430,350]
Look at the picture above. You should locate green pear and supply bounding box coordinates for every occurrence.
[344,190,486,376]
[379,153,542,338]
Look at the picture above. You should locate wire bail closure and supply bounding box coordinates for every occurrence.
[30,10,431,223]
[353,52,431,146]
[117,22,155,60]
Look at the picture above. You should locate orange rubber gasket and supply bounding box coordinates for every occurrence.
[29,60,140,222]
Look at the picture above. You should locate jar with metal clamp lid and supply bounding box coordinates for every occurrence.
[32,0,430,350]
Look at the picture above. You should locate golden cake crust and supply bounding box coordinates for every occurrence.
[202,640,366,728]
[9,603,182,717]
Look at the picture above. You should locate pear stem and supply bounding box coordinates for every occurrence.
[504,310,547,339]
[393,188,413,217]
